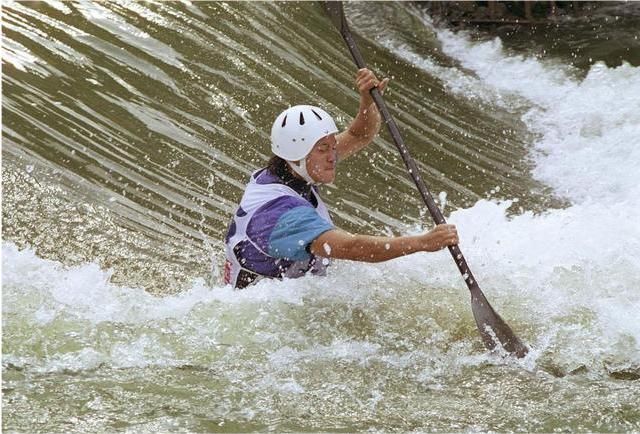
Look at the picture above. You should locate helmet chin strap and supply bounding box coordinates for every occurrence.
[288,159,318,185]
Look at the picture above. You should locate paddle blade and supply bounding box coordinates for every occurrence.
[470,286,529,358]
[323,1,347,33]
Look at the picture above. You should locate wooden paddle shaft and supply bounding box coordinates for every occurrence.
[341,28,480,291]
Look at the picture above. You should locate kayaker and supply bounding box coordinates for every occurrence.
[224,68,459,288]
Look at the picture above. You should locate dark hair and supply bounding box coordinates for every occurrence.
[267,156,316,205]
[267,155,289,179]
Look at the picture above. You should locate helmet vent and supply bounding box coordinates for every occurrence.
[281,115,287,127]
[311,109,322,120]
[299,112,305,125]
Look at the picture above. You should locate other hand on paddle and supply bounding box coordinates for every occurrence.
[356,68,389,108]
[422,224,459,252]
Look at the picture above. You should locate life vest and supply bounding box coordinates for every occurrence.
[224,169,333,288]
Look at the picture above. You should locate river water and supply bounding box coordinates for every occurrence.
[2,1,639,432]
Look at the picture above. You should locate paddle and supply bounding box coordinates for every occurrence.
[324,2,528,358]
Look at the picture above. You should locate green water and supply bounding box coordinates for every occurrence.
[2,1,553,292]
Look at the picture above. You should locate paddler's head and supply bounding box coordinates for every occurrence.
[270,105,338,184]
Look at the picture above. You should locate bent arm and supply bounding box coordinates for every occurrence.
[335,103,381,160]
[336,69,388,160]
[309,225,458,263]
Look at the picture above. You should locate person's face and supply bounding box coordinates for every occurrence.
[306,134,338,184]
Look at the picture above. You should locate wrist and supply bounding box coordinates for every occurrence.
[358,98,376,112]
[399,235,422,255]
[418,233,433,253]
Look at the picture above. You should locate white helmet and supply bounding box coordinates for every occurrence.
[271,105,338,183]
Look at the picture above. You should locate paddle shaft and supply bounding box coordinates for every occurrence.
[340,27,480,293]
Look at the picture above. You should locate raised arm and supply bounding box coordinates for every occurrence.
[335,68,389,160]
[310,225,458,263]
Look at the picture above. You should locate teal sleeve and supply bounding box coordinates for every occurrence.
[267,206,334,261]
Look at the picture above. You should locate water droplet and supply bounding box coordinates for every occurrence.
[438,191,448,210]
[323,243,332,255]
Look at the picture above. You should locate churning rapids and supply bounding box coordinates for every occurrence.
[3,2,639,432]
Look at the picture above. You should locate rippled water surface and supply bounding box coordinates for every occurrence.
[3,1,640,432]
